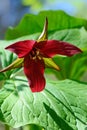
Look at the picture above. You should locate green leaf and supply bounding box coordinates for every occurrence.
[1,27,87,50]
[0,50,23,80]
[5,10,87,40]
[24,124,45,130]
[0,73,6,81]
[0,78,87,130]
[47,51,87,81]
[49,27,87,50]
[46,27,87,80]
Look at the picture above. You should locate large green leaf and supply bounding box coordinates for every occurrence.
[52,51,87,81]
[1,27,87,50]
[5,10,87,40]
[49,27,87,50]
[0,78,87,130]
[47,27,87,80]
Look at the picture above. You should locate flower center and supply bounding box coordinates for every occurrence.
[29,48,41,60]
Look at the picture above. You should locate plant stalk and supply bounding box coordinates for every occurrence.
[5,124,10,130]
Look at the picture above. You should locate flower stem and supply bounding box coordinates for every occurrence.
[5,124,10,130]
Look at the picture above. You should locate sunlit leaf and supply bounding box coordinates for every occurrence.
[0,79,87,130]
[5,10,87,40]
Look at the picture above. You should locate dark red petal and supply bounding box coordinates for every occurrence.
[37,40,82,58]
[24,57,45,92]
[5,40,36,58]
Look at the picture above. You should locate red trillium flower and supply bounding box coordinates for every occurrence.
[0,18,82,92]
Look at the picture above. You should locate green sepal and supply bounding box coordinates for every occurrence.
[0,58,24,73]
[37,17,48,42]
[43,58,60,71]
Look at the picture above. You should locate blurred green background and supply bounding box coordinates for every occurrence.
[0,0,87,39]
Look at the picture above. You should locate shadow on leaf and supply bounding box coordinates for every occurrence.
[43,103,74,130]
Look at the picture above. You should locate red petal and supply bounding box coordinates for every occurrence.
[24,57,45,92]
[37,40,82,57]
[5,40,36,58]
